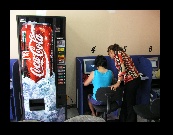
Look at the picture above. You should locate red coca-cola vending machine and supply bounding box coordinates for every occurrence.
[16,15,67,122]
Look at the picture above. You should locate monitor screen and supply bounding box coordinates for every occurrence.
[83,59,97,74]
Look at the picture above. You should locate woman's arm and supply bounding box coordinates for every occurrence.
[110,76,123,90]
[83,71,94,86]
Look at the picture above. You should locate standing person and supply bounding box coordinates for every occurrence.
[84,55,115,116]
[107,43,141,122]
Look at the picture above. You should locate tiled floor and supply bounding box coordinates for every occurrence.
[67,108,153,122]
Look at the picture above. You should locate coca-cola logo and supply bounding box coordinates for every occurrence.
[29,29,45,78]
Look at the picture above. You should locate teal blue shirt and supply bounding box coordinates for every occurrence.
[92,70,113,100]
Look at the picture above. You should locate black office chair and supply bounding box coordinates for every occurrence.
[133,98,160,122]
[92,87,123,122]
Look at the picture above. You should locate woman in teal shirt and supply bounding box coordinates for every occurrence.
[84,55,114,116]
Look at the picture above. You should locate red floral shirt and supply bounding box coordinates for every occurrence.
[114,51,140,84]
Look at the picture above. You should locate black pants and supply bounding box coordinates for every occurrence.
[119,77,141,122]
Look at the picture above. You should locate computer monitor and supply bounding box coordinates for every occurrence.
[147,57,159,71]
[147,57,160,79]
[83,59,97,74]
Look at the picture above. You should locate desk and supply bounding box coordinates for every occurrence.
[141,76,149,80]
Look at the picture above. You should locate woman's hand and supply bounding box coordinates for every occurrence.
[110,82,120,91]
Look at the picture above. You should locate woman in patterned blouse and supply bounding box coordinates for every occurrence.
[107,43,141,122]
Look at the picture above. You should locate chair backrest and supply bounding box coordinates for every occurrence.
[150,98,160,116]
[95,87,123,103]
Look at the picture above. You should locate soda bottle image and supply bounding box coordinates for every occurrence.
[20,22,53,83]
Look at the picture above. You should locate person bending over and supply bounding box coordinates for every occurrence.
[107,43,141,122]
[84,55,114,116]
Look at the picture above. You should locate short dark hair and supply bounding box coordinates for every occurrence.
[107,43,124,55]
[94,55,107,68]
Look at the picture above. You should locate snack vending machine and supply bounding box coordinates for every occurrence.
[16,15,67,122]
